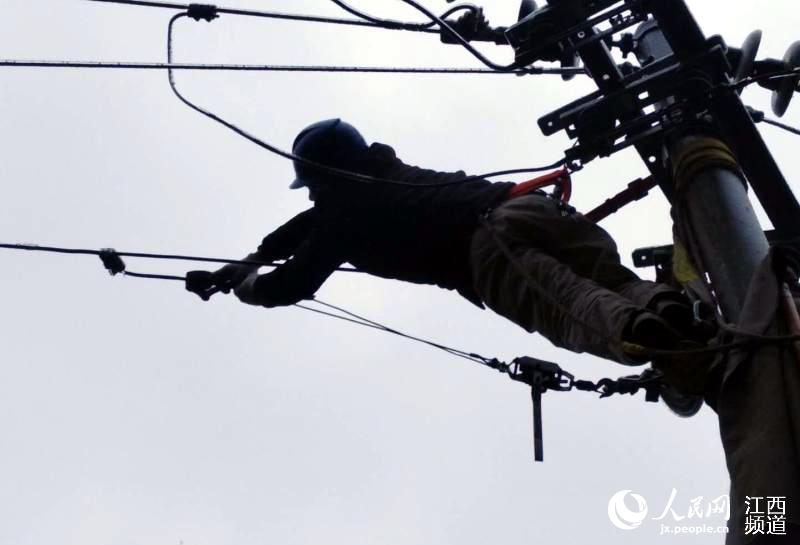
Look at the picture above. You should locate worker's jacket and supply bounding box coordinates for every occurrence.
[252,143,514,307]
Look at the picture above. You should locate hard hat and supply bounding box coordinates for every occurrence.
[290,118,368,189]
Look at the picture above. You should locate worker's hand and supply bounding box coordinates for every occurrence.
[185,270,217,301]
[234,271,262,306]
[211,262,258,293]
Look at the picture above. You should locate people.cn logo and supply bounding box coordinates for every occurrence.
[608,490,649,530]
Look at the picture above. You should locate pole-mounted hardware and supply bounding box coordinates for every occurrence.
[98,248,127,275]
[507,356,661,461]
[478,0,800,237]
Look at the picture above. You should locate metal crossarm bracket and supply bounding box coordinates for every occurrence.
[505,0,646,66]
[538,41,731,167]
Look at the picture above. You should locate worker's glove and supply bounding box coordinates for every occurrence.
[234,271,263,306]
[211,262,258,293]
[185,270,217,301]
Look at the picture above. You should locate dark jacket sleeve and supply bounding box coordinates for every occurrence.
[252,229,345,307]
[256,208,316,261]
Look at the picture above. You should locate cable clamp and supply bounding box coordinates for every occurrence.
[508,356,574,462]
[597,369,663,403]
[99,248,126,276]
[187,4,219,22]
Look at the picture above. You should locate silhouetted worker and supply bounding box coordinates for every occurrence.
[201,119,692,364]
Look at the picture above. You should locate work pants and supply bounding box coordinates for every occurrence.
[470,194,675,363]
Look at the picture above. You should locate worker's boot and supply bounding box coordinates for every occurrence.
[652,337,715,418]
[623,309,709,417]
[624,310,683,353]
[647,292,717,344]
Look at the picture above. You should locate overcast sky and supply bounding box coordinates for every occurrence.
[0,1,798,544]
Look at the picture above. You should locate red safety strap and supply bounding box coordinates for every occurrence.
[507,168,572,203]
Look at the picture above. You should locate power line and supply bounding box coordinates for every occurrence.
[0,59,584,76]
[733,66,800,91]
[165,13,571,187]
[762,117,800,137]
[297,300,502,368]
[0,238,501,368]
[89,0,520,72]
[384,0,517,72]
[0,242,364,273]
[326,0,479,31]
[85,0,439,32]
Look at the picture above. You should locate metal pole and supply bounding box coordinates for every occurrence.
[634,20,770,322]
[635,9,800,543]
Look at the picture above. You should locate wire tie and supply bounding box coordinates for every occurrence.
[187,4,219,22]
[98,248,126,276]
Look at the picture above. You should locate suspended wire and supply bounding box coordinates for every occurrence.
[327,0,480,31]
[298,300,502,368]
[166,13,569,187]
[387,0,517,71]
[0,242,364,273]
[732,66,800,91]
[85,0,439,32]
[761,116,800,137]
[124,271,186,281]
[89,0,518,71]
[0,238,500,368]
[310,299,500,366]
[0,59,582,76]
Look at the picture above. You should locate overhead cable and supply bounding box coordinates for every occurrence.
[89,0,519,71]
[732,66,800,91]
[761,117,800,137]
[85,0,439,32]
[327,0,481,31]
[165,13,570,187]
[746,106,800,138]
[0,59,583,76]
[0,238,500,368]
[0,242,363,273]
[383,0,517,71]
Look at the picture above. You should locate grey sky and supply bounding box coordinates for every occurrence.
[0,1,798,544]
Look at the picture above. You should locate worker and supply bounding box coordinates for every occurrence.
[192,118,694,365]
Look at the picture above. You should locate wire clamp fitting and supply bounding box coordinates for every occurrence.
[98,248,126,276]
[187,4,219,22]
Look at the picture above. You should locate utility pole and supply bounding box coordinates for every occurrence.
[632,8,798,543]
[498,0,800,541]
